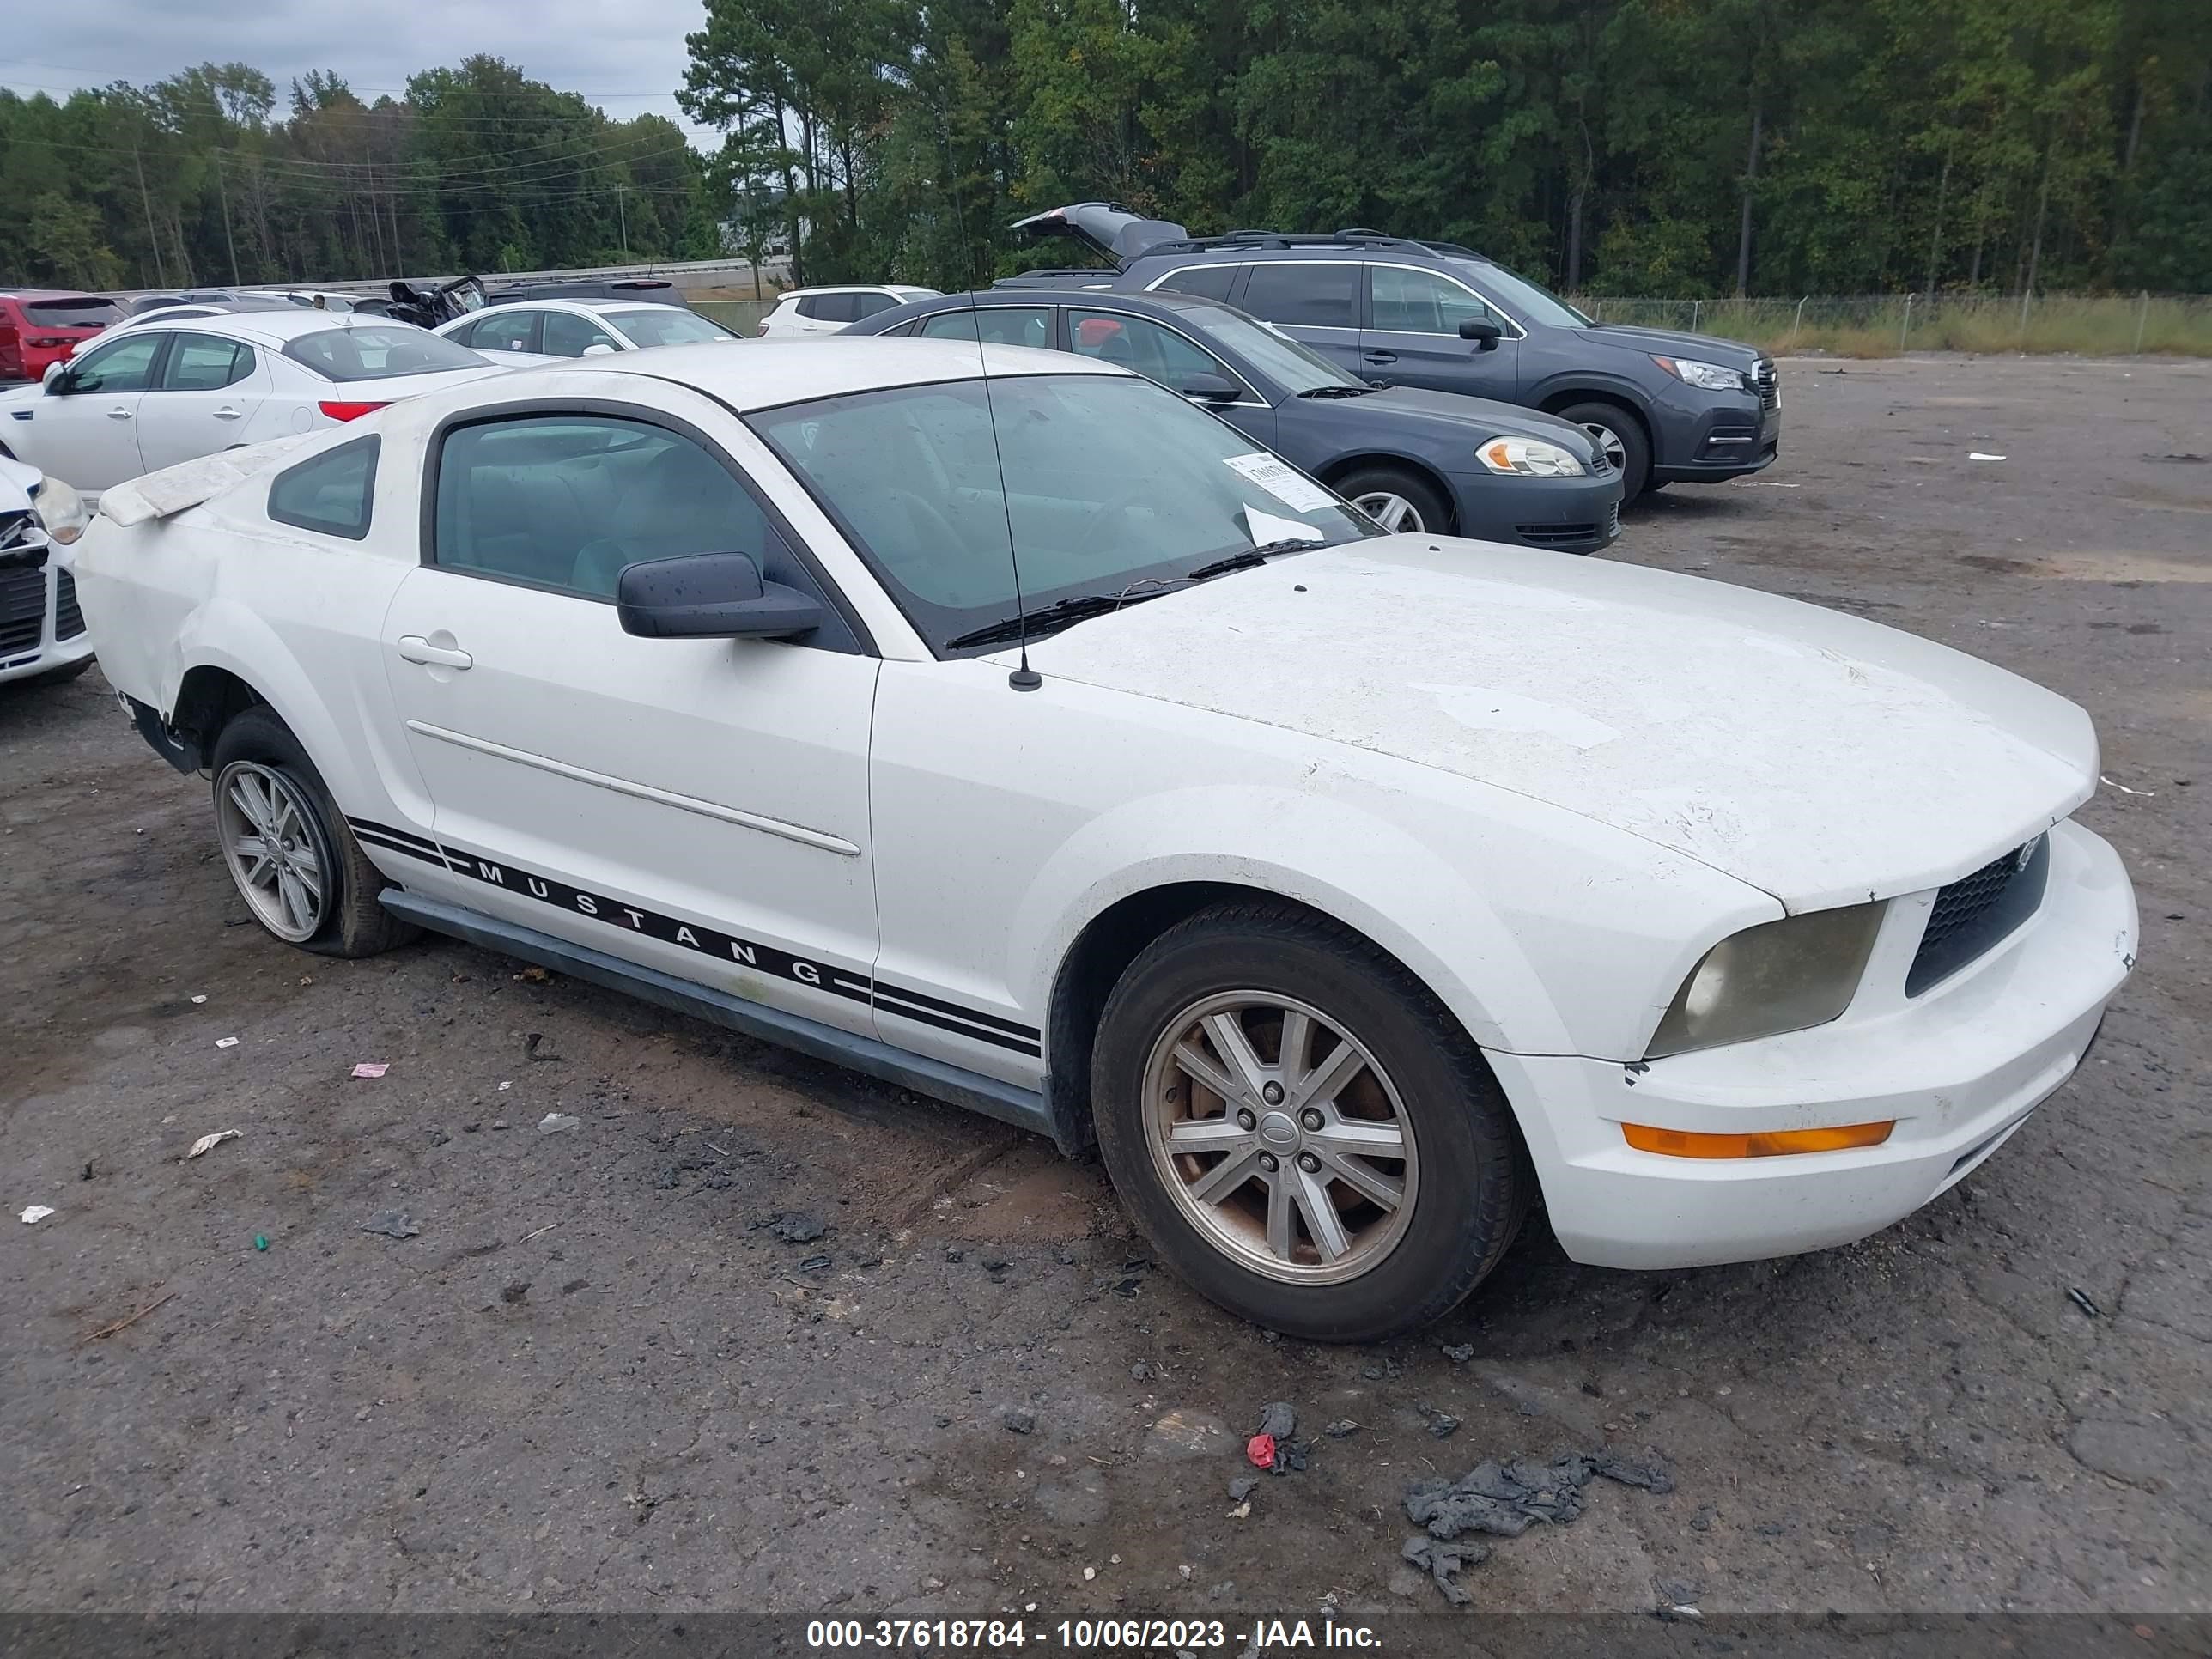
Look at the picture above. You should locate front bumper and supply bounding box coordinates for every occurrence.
[0,538,94,685]
[1488,819,2136,1270]
[1650,386,1781,483]
[1445,468,1624,555]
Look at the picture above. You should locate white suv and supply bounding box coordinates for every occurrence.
[757,285,941,337]
[0,457,94,689]
[72,342,2136,1340]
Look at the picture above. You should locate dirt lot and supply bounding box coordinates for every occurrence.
[3,355,2207,1624]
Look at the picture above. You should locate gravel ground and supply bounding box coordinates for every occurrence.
[2,354,2206,1620]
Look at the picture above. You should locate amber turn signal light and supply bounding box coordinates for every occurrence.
[1622,1121,1894,1159]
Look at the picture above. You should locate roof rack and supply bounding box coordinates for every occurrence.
[1136,228,1473,257]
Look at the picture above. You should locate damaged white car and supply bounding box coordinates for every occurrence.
[72,341,2137,1340]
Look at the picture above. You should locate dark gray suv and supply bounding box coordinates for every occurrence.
[1004,203,1781,499]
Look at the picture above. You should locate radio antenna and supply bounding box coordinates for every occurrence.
[946,148,1041,693]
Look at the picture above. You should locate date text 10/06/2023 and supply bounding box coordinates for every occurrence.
[805,1617,1385,1650]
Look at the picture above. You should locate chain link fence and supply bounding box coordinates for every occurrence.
[1577,292,2212,356]
[692,291,2209,356]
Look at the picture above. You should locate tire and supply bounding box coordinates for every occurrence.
[1334,465,1452,536]
[1091,901,1529,1342]
[208,704,419,958]
[28,657,93,686]
[1558,400,1651,499]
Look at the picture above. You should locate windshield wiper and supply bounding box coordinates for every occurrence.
[1296,384,1376,398]
[1186,539,1321,581]
[945,589,1168,651]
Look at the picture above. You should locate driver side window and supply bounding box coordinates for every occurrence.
[1067,311,1242,397]
[62,332,164,393]
[1369,267,1501,336]
[542,311,622,356]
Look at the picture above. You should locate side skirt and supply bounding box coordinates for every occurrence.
[379,888,1061,1146]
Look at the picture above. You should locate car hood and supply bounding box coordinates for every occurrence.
[1349,386,1601,463]
[1577,325,1764,370]
[1022,538,2096,908]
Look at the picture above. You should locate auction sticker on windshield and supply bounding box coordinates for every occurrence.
[1223,452,1340,513]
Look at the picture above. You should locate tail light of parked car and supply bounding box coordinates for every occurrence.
[319,401,392,422]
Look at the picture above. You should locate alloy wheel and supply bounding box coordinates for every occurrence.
[1352,491,1426,533]
[215,761,327,943]
[1141,991,1419,1285]
[1581,422,1627,472]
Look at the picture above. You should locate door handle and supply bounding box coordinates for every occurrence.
[1362,350,1397,364]
[106,407,134,420]
[213,407,243,421]
[398,635,474,670]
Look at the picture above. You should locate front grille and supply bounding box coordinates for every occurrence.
[1752,359,1779,410]
[52,569,83,639]
[1516,521,1603,547]
[1906,836,2050,995]
[0,565,44,656]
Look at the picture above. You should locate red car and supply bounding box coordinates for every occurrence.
[0,291,124,383]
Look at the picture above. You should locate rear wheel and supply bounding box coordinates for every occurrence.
[1558,400,1650,499]
[1334,465,1451,536]
[1091,901,1528,1341]
[210,705,417,957]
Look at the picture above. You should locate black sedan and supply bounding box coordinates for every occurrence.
[842,289,1622,552]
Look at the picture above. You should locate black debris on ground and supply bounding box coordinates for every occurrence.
[1421,1405,1462,1439]
[1258,1401,1297,1440]
[766,1212,827,1244]
[798,1254,832,1272]
[360,1209,421,1239]
[1406,1449,1674,1542]
[500,1280,530,1304]
[1440,1343,1474,1364]
[1323,1419,1360,1439]
[1228,1477,1259,1502]
[1401,1535,1485,1607]
[1002,1409,1036,1435]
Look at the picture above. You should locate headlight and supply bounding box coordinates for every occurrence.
[1651,355,1747,392]
[1646,902,1885,1058]
[1476,436,1587,477]
[28,475,88,545]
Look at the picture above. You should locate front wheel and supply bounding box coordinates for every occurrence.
[1091,902,1528,1341]
[1557,401,1651,499]
[1334,466,1451,536]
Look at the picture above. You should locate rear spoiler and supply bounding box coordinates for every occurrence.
[98,434,319,527]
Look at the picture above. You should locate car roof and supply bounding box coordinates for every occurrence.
[121,311,444,349]
[921,289,1218,314]
[0,289,108,302]
[488,298,690,316]
[472,337,1126,412]
[780,284,927,298]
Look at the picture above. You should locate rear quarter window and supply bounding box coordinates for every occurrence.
[267,435,379,541]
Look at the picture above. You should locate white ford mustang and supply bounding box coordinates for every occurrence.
[73,340,2136,1340]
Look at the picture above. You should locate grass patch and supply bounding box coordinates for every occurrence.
[1580,294,2212,357]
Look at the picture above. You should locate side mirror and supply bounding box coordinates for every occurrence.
[1459,319,1503,352]
[1177,372,1239,403]
[582,343,617,357]
[42,362,69,392]
[616,551,823,641]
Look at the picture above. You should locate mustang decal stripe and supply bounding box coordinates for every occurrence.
[345,817,1042,1055]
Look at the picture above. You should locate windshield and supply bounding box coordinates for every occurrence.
[1184,307,1363,392]
[25,298,123,330]
[750,374,1376,653]
[1452,259,1594,328]
[610,308,738,347]
[283,325,487,381]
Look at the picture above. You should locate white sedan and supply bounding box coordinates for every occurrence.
[0,311,508,498]
[72,341,2136,1340]
[435,298,743,362]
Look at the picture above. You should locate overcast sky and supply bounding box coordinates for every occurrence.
[3,0,720,148]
